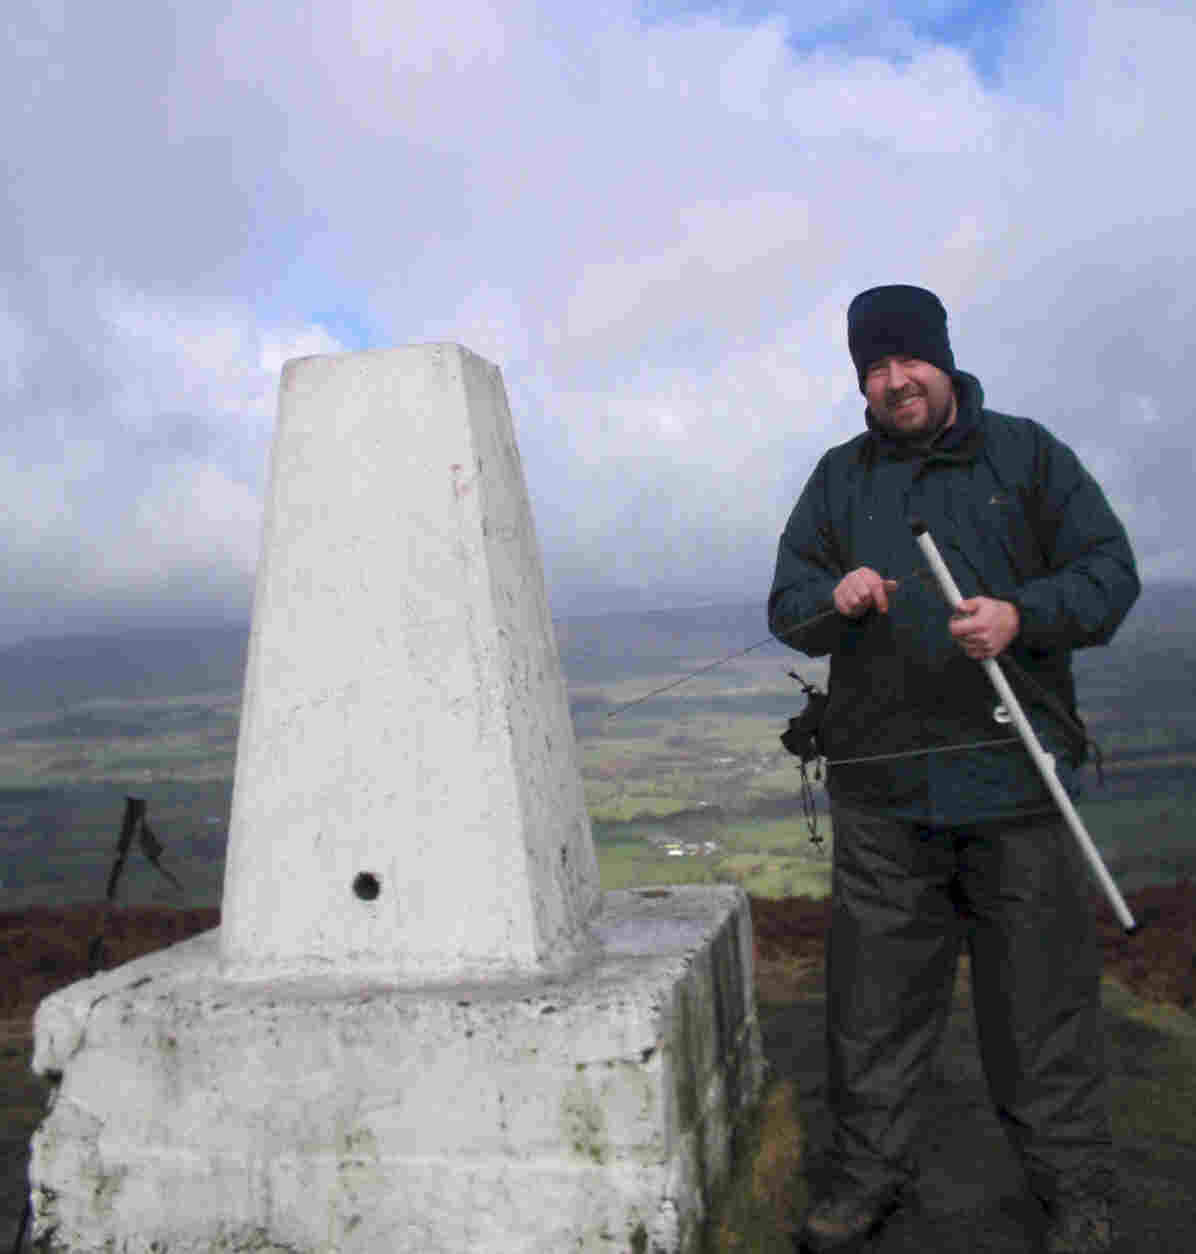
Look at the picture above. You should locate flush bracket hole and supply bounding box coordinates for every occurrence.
[353,872,381,901]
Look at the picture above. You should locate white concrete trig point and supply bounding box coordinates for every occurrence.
[220,344,601,983]
[29,345,763,1254]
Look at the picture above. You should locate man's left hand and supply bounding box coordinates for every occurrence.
[949,597,1020,660]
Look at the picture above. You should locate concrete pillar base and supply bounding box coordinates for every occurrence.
[30,886,763,1253]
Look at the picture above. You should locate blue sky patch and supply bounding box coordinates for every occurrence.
[637,0,1019,83]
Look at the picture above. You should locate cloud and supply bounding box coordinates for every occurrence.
[1,0,1193,646]
[0,282,345,638]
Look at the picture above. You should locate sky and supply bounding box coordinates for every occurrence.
[3,0,1194,647]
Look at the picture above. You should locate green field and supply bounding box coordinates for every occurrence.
[1,639,1193,910]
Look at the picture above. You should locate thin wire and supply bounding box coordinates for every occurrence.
[602,613,836,718]
[593,557,1101,812]
[825,736,1021,767]
[603,566,938,719]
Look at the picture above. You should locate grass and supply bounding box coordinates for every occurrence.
[1,626,1194,1240]
[1077,792,1196,892]
[0,695,239,789]
[1101,975,1196,1146]
[1,646,1194,913]
[593,811,833,898]
[701,1077,808,1254]
[1,779,231,908]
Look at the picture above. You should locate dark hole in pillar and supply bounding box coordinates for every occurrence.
[353,872,381,901]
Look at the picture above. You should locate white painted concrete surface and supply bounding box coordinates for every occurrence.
[220,344,600,982]
[31,886,764,1254]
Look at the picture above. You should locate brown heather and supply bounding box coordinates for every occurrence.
[1,880,1192,1023]
[0,904,220,1020]
[750,880,1196,1011]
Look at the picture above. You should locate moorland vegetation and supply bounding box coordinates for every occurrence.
[2,587,1195,1247]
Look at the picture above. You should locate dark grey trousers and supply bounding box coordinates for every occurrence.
[825,802,1116,1209]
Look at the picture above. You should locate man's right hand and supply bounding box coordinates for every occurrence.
[833,567,899,618]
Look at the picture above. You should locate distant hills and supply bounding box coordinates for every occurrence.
[1,582,1193,716]
[0,626,251,717]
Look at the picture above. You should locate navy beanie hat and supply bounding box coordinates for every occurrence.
[847,284,955,392]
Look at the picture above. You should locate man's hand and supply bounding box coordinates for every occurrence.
[833,567,899,618]
[949,597,1020,660]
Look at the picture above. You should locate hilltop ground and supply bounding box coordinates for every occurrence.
[722,881,1196,1253]
[3,881,1195,1252]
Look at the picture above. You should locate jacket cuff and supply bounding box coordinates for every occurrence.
[1008,583,1056,649]
[769,592,854,656]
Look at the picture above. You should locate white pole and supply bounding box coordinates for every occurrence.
[910,521,1138,933]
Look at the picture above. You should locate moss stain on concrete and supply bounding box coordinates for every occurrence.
[561,1070,611,1165]
[88,1160,127,1217]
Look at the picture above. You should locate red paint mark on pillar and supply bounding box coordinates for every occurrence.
[450,463,473,500]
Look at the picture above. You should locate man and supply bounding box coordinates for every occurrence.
[768,285,1139,1254]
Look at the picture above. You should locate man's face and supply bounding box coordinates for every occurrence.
[862,354,957,439]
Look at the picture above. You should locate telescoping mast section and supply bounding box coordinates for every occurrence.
[909,519,1139,934]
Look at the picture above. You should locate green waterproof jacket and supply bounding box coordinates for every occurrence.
[768,371,1140,824]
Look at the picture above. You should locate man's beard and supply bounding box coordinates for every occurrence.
[878,390,954,445]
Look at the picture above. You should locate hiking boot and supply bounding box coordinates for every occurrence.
[1043,1193,1115,1253]
[793,1189,901,1253]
